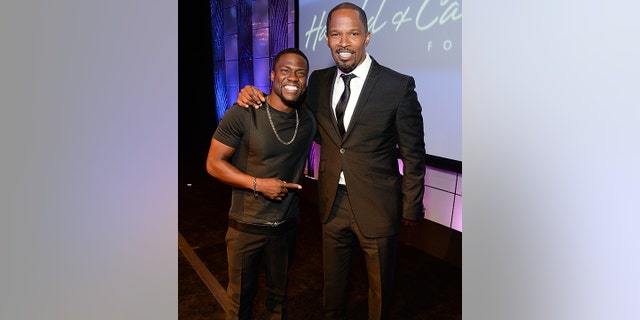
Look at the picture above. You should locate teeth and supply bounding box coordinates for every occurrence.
[284,85,298,91]
[338,52,352,58]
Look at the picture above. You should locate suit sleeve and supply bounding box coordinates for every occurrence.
[396,76,426,221]
[304,71,322,144]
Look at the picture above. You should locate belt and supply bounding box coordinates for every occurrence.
[228,218,298,236]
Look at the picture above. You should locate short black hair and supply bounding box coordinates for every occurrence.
[272,48,309,72]
[326,2,368,33]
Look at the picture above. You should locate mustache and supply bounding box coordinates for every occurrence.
[279,82,300,88]
[336,48,354,54]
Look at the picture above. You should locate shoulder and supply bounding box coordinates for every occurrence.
[310,65,335,76]
[309,66,335,82]
[214,104,256,144]
[218,104,254,128]
[223,104,252,116]
[221,104,255,119]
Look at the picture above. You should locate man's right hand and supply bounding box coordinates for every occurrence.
[256,177,302,202]
[236,85,266,109]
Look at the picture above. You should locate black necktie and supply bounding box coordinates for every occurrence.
[335,73,356,136]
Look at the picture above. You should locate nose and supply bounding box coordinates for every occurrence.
[287,73,299,81]
[338,35,348,47]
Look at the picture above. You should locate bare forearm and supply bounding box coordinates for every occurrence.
[206,159,253,190]
[206,138,302,201]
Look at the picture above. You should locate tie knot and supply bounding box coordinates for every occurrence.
[341,73,355,85]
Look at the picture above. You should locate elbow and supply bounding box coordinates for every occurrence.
[205,161,217,178]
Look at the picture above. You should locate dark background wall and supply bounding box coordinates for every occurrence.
[179,1,216,183]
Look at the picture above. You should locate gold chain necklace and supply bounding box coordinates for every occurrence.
[265,97,299,145]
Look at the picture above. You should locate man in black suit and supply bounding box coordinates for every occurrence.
[237,3,425,319]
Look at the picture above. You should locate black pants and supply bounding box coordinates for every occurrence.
[225,225,298,320]
[322,186,398,320]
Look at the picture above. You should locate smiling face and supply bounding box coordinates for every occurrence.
[269,52,308,109]
[325,8,370,74]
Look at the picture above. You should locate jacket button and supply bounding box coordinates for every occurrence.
[339,148,345,154]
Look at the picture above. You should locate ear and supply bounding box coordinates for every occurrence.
[364,32,371,47]
[270,70,275,82]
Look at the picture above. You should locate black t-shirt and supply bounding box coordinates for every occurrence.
[213,103,317,224]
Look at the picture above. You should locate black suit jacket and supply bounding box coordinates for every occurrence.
[306,57,426,238]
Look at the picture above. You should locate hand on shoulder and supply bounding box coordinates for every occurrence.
[236,85,266,109]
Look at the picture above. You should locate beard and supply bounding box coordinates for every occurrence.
[335,53,359,73]
[281,96,299,106]
[337,61,357,74]
[276,84,304,107]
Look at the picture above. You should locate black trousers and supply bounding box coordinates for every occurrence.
[225,225,298,320]
[322,185,398,320]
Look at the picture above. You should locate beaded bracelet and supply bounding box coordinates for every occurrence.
[252,177,258,198]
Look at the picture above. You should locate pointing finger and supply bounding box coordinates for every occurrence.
[283,183,302,190]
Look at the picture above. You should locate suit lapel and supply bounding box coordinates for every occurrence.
[343,60,380,140]
[316,68,344,144]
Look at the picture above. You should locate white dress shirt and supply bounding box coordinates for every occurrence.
[332,53,372,185]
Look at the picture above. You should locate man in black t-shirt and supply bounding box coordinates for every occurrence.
[205,48,316,320]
